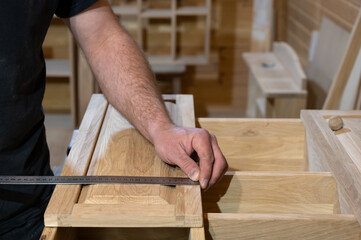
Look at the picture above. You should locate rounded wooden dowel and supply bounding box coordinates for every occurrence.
[328,116,343,131]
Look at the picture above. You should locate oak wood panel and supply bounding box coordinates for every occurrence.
[206,213,361,240]
[202,172,337,214]
[70,95,202,228]
[44,94,108,227]
[198,118,305,171]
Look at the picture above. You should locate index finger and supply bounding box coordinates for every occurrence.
[205,134,228,191]
[192,129,214,189]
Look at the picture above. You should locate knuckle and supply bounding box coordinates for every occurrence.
[180,157,194,170]
[223,161,229,171]
[199,152,214,162]
[198,128,210,138]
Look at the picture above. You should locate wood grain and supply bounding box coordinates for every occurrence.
[203,172,337,214]
[301,110,361,224]
[206,213,361,240]
[44,94,108,227]
[198,118,305,171]
[47,95,203,228]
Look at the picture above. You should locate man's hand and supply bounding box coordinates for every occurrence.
[151,124,228,191]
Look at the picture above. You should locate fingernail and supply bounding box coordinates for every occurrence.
[188,168,199,181]
[201,179,208,189]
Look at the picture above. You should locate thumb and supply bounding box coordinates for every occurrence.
[176,151,200,181]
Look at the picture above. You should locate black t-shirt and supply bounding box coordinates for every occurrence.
[0,0,97,235]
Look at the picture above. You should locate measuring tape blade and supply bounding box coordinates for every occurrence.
[0,176,199,186]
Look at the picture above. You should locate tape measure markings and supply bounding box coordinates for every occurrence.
[0,175,199,186]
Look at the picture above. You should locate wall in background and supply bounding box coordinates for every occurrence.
[283,0,360,67]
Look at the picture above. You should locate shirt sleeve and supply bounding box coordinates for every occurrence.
[55,0,99,18]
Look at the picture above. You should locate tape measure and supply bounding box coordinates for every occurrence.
[0,176,199,186]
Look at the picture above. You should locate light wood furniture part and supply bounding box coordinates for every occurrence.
[199,115,361,239]
[41,95,361,239]
[302,110,361,222]
[244,42,307,118]
[42,94,204,239]
[250,0,273,52]
[323,9,361,110]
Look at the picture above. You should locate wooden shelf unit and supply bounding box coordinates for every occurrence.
[111,0,211,65]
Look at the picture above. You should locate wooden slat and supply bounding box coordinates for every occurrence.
[321,0,359,31]
[202,172,337,214]
[288,3,320,32]
[250,0,273,52]
[288,0,321,25]
[287,16,312,50]
[323,9,361,109]
[198,118,305,171]
[206,213,361,240]
[44,94,108,227]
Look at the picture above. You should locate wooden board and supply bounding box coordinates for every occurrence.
[339,47,361,109]
[198,118,305,171]
[44,94,203,229]
[250,0,273,52]
[45,94,108,226]
[202,171,337,214]
[301,110,361,224]
[324,9,361,109]
[206,213,361,240]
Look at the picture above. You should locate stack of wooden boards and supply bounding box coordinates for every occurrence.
[41,94,361,239]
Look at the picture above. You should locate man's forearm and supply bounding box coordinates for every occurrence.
[68,1,173,142]
[66,0,228,189]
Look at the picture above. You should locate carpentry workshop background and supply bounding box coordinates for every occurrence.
[37,0,361,239]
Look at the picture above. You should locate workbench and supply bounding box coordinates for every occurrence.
[41,95,361,239]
